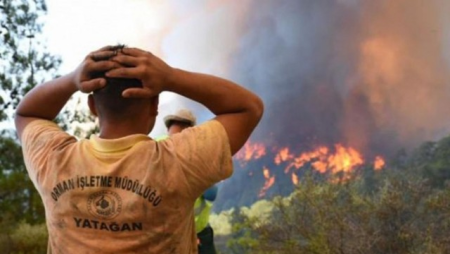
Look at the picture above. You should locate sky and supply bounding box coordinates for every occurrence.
[43,0,247,137]
[41,0,450,160]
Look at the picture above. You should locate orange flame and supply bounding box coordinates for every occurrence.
[327,145,364,174]
[289,146,329,173]
[279,144,364,179]
[235,141,266,164]
[274,147,294,165]
[291,172,299,185]
[236,141,386,198]
[259,166,276,197]
[374,156,385,171]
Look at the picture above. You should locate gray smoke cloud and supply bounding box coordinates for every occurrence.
[43,0,450,158]
[228,0,450,157]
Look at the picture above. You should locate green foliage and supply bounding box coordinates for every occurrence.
[212,135,450,253]
[61,98,99,139]
[0,221,48,254]
[406,136,450,187]
[0,0,100,248]
[0,132,45,226]
[0,0,62,251]
[1,0,61,121]
[224,170,450,254]
[210,208,234,235]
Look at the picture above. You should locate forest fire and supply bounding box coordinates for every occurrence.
[374,156,386,171]
[197,0,450,215]
[258,166,276,197]
[235,141,385,197]
[234,141,266,166]
[291,173,299,185]
[274,147,294,165]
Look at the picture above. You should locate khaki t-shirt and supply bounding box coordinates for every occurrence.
[21,119,232,254]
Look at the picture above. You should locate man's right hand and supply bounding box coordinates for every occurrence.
[106,46,264,155]
[73,46,120,93]
[105,47,174,99]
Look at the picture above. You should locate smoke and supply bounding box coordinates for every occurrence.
[154,0,252,137]
[228,0,450,157]
[45,0,450,156]
[343,0,450,156]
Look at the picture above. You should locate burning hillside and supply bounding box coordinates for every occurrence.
[229,0,450,157]
[238,141,384,198]
[213,140,386,212]
[195,0,450,212]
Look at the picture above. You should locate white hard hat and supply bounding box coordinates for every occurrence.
[163,109,197,128]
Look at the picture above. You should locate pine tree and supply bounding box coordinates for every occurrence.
[0,0,61,226]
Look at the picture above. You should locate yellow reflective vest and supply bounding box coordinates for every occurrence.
[194,196,213,233]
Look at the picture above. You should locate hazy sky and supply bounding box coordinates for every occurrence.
[43,0,244,137]
[41,0,450,159]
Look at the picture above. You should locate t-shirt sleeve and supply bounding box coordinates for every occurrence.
[21,120,76,187]
[170,120,233,198]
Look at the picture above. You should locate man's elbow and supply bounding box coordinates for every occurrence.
[14,105,31,121]
[14,113,23,128]
[14,114,25,141]
[249,95,264,125]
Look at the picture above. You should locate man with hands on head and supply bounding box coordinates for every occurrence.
[15,45,263,254]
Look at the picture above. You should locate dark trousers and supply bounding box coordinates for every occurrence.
[197,225,216,254]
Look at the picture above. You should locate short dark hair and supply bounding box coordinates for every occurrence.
[91,45,143,121]
[92,78,143,121]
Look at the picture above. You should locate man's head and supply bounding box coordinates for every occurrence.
[87,45,159,134]
[164,109,196,135]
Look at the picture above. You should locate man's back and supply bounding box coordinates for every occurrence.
[15,46,263,252]
[22,120,232,253]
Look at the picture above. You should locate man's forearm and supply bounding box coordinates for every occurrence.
[104,47,264,154]
[166,69,264,154]
[166,69,263,117]
[15,73,78,120]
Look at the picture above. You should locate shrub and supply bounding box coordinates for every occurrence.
[9,221,48,254]
[227,172,450,254]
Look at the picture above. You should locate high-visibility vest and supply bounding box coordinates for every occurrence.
[154,134,169,141]
[194,196,213,233]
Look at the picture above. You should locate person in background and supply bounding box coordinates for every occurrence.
[160,109,219,254]
[15,45,263,253]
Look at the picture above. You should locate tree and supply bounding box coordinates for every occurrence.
[227,173,450,254]
[0,131,45,226]
[0,0,61,227]
[405,135,450,187]
[0,0,61,120]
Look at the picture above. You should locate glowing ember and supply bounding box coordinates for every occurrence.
[263,168,270,178]
[291,172,299,185]
[374,156,385,171]
[259,166,276,197]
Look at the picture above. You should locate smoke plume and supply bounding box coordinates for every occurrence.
[227,0,450,157]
